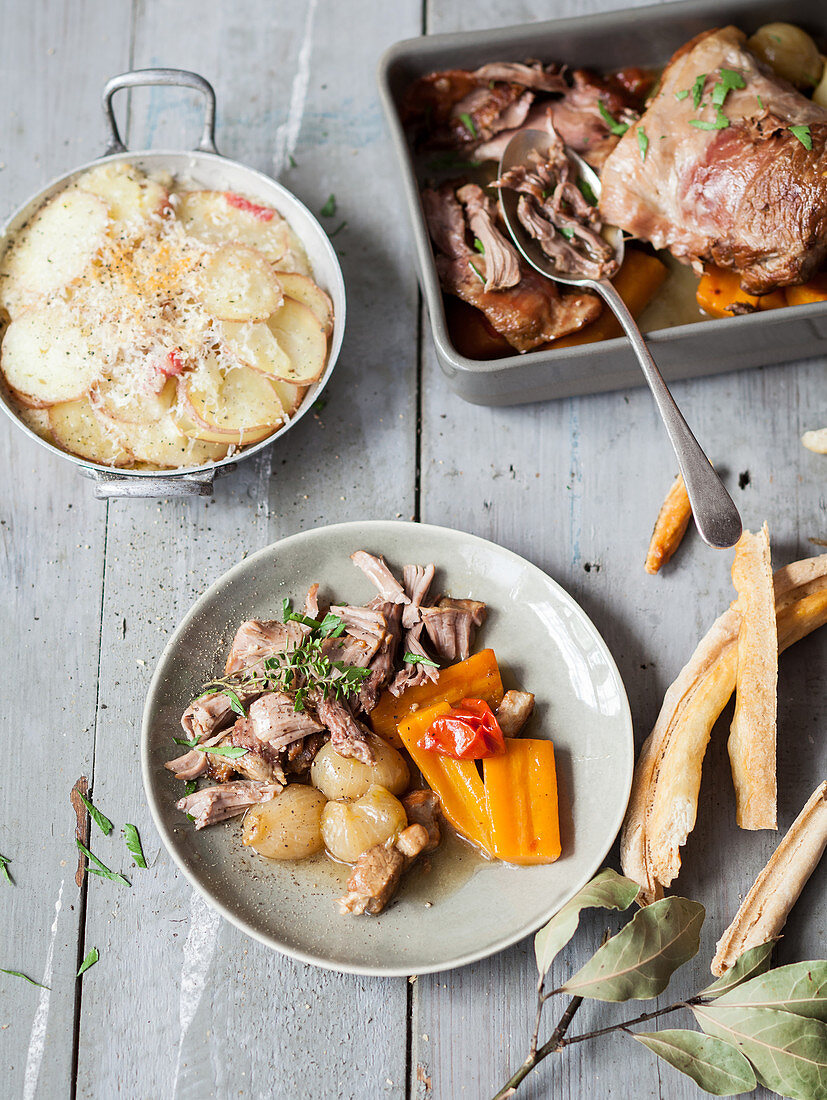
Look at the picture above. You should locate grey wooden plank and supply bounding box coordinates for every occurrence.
[0,4,131,1100]
[73,1,422,1098]
[413,0,827,1097]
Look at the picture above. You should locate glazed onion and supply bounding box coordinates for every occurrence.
[242,785,326,860]
[320,784,407,864]
[747,23,823,90]
[310,735,410,801]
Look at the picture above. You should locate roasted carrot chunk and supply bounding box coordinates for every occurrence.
[398,701,492,855]
[697,267,786,318]
[645,473,692,575]
[370,649,504,748]
[785,274,827,307]
[483,739,561,864]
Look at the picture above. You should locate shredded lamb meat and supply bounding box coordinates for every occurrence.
[496,690,536,736]
[314,695,375,764]
[420,597,487,662]
[350,551,410,605]
[225,619,307,676]
[248,692,325,751]
[176,781,282,830]
[455,183,521,291]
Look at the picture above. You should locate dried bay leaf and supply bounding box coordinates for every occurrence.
[534,868,639,977]
[633,1029,756,1095]
[693,1003,827,1100]
[702,941,776,998]
[711,960,827,1022]
[560,896,704,1001]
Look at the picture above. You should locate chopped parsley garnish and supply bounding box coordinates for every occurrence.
[195,745,249,759]
[172,735,200,749]
[287,154,297,169]
[320,194,337,217]
[691,73,707,110]
[79,792,113,836]
[637,128,649,161]
[757,94,764,110]
[0,853,11,884]
[558,226,575,240]
[404,652,440,668]
[789,124,813,150]
[598,101,629,136]
[124,825,147,869]
[577,178,597,206]
[469,261,485,283]
[473,238,485,254]
[312,396,328,414]
[0,968,48,989]
[77,948,99,977]
[184,779,197,796]
[689,108,730,131]
[76,840,130,887]
[675,88,690,102]
[329,220,348,238]
[459,112,477,138]
[711,68,745,109]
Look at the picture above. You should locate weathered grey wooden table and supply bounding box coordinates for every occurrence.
[1,1,824,1097]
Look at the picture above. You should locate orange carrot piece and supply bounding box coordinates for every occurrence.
[398,701,492,854]
[697,267,786,318]
[645,473,692,575]
[483,739,561,865]
[785,274,827,307]
[551,251,668,348]
[370,648,504,749]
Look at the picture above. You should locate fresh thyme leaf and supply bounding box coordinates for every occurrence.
[282,597,291,617]
[172,735,199,749]
[195,745,249,759]
[689,109,730,131]
[637,127,649,161]
[404,652,440,668]
[0,968,48,989]
[0,853,11,884]
[558,226,575,240]
[77,948,99,977]
[78,792,113,836]
[320,193,336,217]
[184,779,197,796]
[329,220,347,238]
[294,687,306,713]
[469,261,485,283]
[473,238,485,254]
[76,840,130,887]
[675,88,690,101]
[577,178,597,206]
[598,101,629,136]
[711,68,745,109]
[186,813,196,823]
[459,112,477,138]
[691,73,707,109]
[319,613,346,638]
[789,124,813,150]
[124,825,147,869]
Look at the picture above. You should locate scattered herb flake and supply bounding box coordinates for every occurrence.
[186,813,196,824]
[689,108,730,131]
[404,652,440,668]
[319,613,346,638]
[320,193,336,217]
[598,101,629,136]
[172,735,199,749]
[284,609,323,630]
[558,226,575,240]
[473,238,485,254]
[77,948,99,977]
[577,178,597,206]
[287,154,297,169]
[312,396,328,414]
[459,112,477,138]
[75,840,130,887]
[675,88,690,101]
[789,124,813,150]
[0,968,48,989]
[224,688,246,718]
[184,780,197,796]
[329,220,347,238]
[469,261,485,283]
[124,825,147,869]
[637,128,649,161]
[691,73,707,109]
[757,94,764,110]
[79,792,113,836]
[711,67,746,109]
[196,745,249,760]
[0,853,11,884]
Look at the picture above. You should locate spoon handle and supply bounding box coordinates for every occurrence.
[595,279,742,550]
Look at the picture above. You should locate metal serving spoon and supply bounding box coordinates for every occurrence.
[497,130,742,550]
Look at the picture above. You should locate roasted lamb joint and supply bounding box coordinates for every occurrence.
[599,26,827,294]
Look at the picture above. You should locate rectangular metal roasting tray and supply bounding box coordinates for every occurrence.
[377,0,827,405]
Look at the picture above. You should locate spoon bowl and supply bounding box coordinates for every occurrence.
[496,129,742,552]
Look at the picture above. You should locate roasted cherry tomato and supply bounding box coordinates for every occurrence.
[418,697,506,759]
[161,349,186,376]
[224,192,275,221]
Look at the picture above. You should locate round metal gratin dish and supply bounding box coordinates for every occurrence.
[0,69,346,499]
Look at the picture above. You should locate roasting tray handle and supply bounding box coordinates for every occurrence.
[82,469,217,500]
[102,68,219,156]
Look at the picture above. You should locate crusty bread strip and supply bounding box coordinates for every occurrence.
[621,555,827,903]
[711,781,827,976]
[728,525,778,831]
[644,474,692,575]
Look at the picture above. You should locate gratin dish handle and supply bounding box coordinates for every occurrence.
[83,469,216,500]
[102,68,219,156]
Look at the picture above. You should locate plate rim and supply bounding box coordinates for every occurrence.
[141,519,634,976]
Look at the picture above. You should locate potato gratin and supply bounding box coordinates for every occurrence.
[0,162,333,468]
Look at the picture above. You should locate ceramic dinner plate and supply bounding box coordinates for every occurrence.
[142,520,634,975]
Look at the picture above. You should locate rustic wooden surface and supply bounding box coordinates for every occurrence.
[0,0,824,1097]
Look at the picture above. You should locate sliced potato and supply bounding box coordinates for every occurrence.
[49,398,132,466]
[193,244,283,322]
[91,376,176,426]
[118,409,229,467]
[266,298,327,384]
[173,399,275,446]
[10,402,52,438]
[0,191,108,313]
[184,359,284,441]
[176,190,291,264]
[77,162,168,231]
[1,302,104,405]
[218,320,292,378]
[273,272,333,334]
[270,378,308,418]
